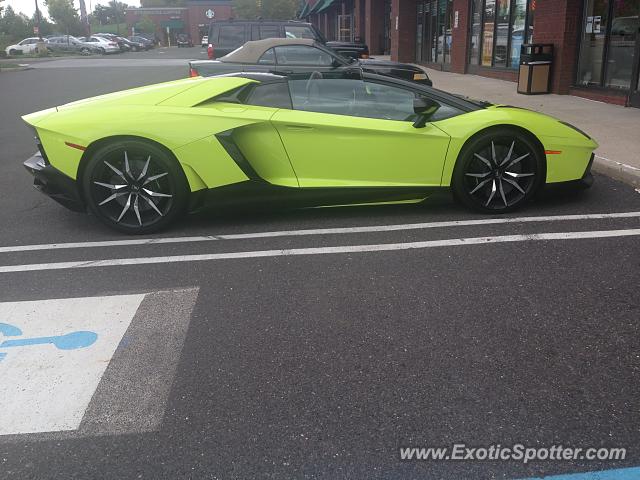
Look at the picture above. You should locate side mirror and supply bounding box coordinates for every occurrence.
[331,58,342,68]
[412,97,440,128]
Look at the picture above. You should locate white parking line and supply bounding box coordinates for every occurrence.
[1,228,638,274]
[1,211,639,254]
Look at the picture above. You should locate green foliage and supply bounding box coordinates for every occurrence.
[45,0,83,35]
[90,22,126,34]
[89,0,126,29]
[140,0,185,7]
[233,0,298,20]
[136,15,156,34]
[0,6,31,40]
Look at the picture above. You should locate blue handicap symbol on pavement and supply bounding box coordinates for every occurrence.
[0,322,98,361]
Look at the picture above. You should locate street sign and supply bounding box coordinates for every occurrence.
[33,26,39,34]
[205,8,215,19]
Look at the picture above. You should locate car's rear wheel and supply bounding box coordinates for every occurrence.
[82,140,189,234]
[452,129,544,213]
[80,47,90,55]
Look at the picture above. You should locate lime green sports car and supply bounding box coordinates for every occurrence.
[23,71,597,234]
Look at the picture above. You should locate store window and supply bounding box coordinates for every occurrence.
[577,0,639,90]
[605,1,639,89]
[415,0,453,65]
[469,0,482,64]
[469,0,535,69]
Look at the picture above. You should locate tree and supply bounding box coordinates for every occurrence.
[0,5,31,39]
[233,0,298,20]
[45,0,82,34]
[136,15,156,34]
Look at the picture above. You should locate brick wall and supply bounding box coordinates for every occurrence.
[391,0,416,63]
[531,0,582,94]
[186,4,233,44]
[365,0,385,54]
[450,0,469,73]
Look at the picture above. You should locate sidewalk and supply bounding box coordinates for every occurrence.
[424,68,640,188]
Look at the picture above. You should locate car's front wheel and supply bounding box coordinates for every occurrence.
[452,129,544,213]
[82,140,189,234]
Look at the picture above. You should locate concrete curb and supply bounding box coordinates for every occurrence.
[593,156,640,189]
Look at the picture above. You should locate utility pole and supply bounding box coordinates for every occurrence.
[34,0,42,41]
[79,0,90,36]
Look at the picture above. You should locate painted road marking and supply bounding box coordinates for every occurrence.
[0,288,199,441]
[0,294,144,435]
[516,466,640,480]
[0,211,639,254]
[0,328,97,354]
[0,228,638,274]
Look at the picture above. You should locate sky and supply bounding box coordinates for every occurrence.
[5,0,141,17]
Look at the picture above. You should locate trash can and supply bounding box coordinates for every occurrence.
[517,44,553,95]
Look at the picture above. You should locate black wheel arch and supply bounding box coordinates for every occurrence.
[455,124,547,180]
[78,135,189,200]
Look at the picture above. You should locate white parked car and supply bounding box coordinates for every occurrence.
[5,37,45,56]
[82,35,121,54]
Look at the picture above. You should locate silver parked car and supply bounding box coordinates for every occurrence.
[81,35,121,54]
[47,36,99,55]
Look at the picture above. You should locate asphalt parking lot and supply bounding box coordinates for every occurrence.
[1,48,639,479]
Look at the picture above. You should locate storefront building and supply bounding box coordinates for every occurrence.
[125,0,233,47]
[302,0,640,107]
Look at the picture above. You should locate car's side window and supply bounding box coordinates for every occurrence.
[245,83,292,109]
[288,77,420,121]
[284,26,316,39]
[258,48,275,65]
[275,45,333,66]
[259,26,280,40]
[218,25,245,47]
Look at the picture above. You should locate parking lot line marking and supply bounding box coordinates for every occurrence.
[515,465,640,480]
[1,228,638,273]
[0,211,639,254]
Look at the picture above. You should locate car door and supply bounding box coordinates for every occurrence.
[270,76,451,187]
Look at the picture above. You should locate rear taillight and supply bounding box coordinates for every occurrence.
[189,67,199,78]
[207,44,214,59]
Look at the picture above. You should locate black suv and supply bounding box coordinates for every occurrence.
[207,20,368,60]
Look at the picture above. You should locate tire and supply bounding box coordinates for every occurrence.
[80,47,90,56]
[99,47,106,55]
[451,128,544,213]
[82,140,189,234]
[9,49,18,56]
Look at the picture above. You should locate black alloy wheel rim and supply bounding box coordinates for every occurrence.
[463,137,538,210]
[89,148,175,228]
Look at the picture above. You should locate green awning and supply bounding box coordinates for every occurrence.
[313,0,336,14]
[298,0,311,18]
[160,19,184,29]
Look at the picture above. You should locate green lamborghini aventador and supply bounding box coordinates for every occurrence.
[23,70,597,234]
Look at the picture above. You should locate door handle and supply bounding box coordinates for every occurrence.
[284,125,313,130]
